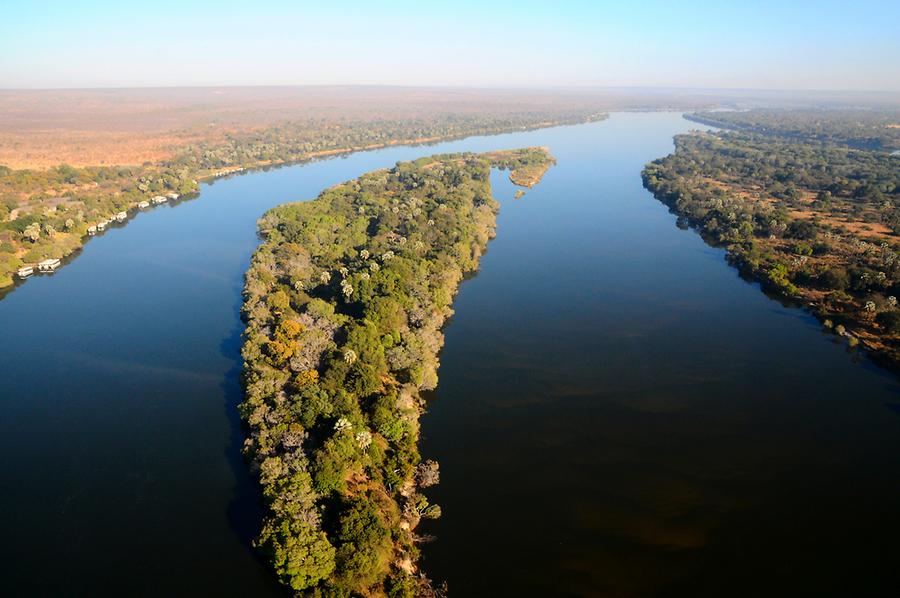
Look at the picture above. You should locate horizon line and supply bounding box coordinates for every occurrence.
[1,83,899,96]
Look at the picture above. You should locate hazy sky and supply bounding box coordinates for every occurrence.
[2,0,898,91]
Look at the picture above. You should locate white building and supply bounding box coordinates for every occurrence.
[37,258,61,272]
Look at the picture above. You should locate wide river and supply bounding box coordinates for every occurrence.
[2,113,899,596]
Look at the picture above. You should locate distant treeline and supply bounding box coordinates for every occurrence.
[169,113,599,171]
[240,149,554,594]
[687,108,900,152]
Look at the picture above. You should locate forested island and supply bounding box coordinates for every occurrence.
[643,110,900,366]
[240,148,555,594]
[0,110,599,289]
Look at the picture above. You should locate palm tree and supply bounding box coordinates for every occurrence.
[355,431,372,449]
[24,223,40,243]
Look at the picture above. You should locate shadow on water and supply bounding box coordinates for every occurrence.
[219,280,289,594]
[219,291,263,549]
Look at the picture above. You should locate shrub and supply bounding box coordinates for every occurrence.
[820,267,850,291]
[877,310,900,334]
[786,219,818,240]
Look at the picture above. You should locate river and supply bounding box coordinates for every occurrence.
[1,113,898,596]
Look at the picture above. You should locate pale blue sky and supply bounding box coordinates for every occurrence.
[1,0,898,90]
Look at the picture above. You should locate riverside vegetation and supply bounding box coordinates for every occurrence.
[685,108,900,152]
[643,109,900,365]
[0,111,602,289]
[240,148,555,594]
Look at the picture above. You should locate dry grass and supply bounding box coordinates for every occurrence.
[0,86,724,170]
[0,87,548,168]
[0,130,204,169]
[699,176,898,243]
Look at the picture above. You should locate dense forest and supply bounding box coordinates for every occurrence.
[643,114,900,365]
[0,111,602,289]
[687,109,900,152]
[240,148,555,595]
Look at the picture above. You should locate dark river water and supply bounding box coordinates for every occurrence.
[1,113,899,597]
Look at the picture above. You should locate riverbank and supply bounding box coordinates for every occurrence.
[642,128,900,368]
[0,112,605,292]
[239,148,555,594]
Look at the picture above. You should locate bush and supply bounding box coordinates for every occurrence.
[820,267,850,291]
[786,219,818,240]
[877,310,900,334]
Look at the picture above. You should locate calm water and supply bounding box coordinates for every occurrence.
[1,113,899,596]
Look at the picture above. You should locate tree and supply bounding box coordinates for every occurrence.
[415,460,440,488]
[877,310,900,334]
[23,223,40,243]
[786,219,818,240]
[820,268,850,291]
[261,521,336,591]
[334,496,392,590]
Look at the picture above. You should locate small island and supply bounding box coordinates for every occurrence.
[240,148,555,594]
